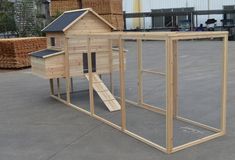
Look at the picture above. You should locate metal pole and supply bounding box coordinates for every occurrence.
[208,0,210,19]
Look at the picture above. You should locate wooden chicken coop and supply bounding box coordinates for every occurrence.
[30,8,126,112]
[30,8,228,155]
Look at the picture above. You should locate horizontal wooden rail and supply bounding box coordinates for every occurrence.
[66,31,228,41]
[172,132,224,153]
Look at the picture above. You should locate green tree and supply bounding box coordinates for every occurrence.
[15,0,51,37]
[33,0,51,36]
[15,0,36,37]
[0,0,17,37]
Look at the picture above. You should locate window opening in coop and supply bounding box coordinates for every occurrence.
[83,52,96,73]
[50,37,55,46]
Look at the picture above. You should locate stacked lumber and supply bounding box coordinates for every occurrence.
[50,0,82,17]
[82,0,124,30]
[82,0,122,14]
[0,37,46,69]
[100,14,124,31]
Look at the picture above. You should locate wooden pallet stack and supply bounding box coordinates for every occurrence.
[50,0,82,17]
[0,37,46,69]
[82,0,124,30]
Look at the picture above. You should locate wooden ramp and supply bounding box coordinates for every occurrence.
[85,73,121,112]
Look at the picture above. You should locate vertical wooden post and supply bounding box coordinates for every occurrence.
[88,37,95,115]
[108,39,114,94]
[119,36,126,130]
[173,40,178,117]
[221,35,228,134]
[49,79,54,95]
[57,78,61,98]
[64,38,71,103]
[166,38,174,153]
[137,39,143,105]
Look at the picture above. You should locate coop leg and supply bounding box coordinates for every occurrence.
[70,78,74,93]
[49,79,54,95]
[57,78,61,98]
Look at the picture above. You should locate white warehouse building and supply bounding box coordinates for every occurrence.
[123,0,235,30]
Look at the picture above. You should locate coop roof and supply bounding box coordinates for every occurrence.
[30,49,64,58]
[42,8,116,32]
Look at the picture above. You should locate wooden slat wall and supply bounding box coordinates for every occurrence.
[46,33,65,50]
[45,54,65,78]
[65,12,111,35]
[30,48,125,79]
[31,57,47,78]
[65,12,116,77]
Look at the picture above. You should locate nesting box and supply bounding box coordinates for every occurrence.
[30,8,125,79]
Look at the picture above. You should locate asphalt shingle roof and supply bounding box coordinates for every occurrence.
[42,10,86,32]
[31,49,62,58]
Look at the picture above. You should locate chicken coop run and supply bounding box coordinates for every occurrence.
[29,8,228,154]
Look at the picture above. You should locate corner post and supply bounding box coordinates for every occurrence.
[166,37,174,153]
[221,34,228,134]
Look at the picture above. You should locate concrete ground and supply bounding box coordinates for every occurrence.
[0,40,235,160]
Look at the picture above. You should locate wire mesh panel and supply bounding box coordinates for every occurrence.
[48,32,228,153]
[173,40,223,147]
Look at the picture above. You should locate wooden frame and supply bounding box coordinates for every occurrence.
[49,31,228,154]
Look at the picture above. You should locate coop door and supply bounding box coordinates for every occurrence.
[83,52,96,73]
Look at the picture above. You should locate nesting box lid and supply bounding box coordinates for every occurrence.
[29,49,64,58]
